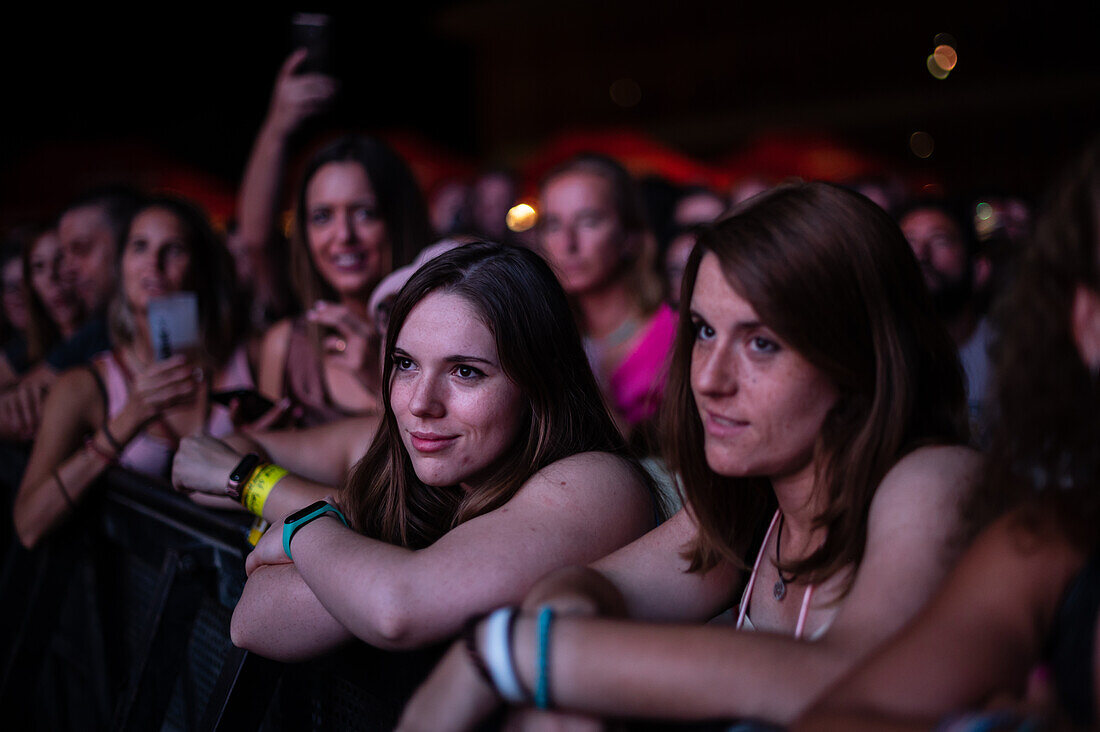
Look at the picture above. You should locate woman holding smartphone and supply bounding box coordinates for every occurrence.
[13,195,249,549]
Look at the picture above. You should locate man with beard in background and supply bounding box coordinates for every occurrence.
[900,200,993,440]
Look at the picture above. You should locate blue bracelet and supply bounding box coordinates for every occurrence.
[535,606,555,709]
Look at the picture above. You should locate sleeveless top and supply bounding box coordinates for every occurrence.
[92,348,254,480]
[1045,549,1100,727]
[606,304,677,426]
[735,510,833,642]
[282,316,365,428]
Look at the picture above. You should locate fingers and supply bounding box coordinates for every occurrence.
[279,48,310,79]
[307,301,372,336]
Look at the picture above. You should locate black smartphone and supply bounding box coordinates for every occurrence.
[211,389,277,423]
[291,12,334,76]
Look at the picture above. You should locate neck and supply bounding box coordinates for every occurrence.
[771,460,825,552]
[575,278,641,339]
[946,306,979,345]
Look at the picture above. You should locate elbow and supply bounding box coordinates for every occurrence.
[361,585,416,650]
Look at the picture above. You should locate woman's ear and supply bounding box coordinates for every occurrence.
[1071,285,1100,371]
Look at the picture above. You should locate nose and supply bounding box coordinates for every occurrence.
[693,344,738,397]
[333,210,356,246]
[909,236,931,263]
[59,248,78,286]
[408,374,446,419]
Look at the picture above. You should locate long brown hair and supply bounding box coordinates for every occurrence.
[666,182,969,583]
[966,139,1100,552]
[343,242,644,548]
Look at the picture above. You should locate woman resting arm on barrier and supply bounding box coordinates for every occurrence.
[398,182,980,730]
[229,242,660,660]
[14,196,251,548]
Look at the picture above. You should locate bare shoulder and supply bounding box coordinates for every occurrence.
[258,318,294,396]
[49,365,105,424]
[871,444,981,515]
[518,451,651,510]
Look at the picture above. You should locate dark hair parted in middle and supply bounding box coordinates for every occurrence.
[665,181,969,584]
[344,241,644,549]
[290,135,433,309]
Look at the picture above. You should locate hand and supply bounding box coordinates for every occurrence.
[307,301,382,385]
[0,382,45,441]
[120,355,201,428]
[171,434,245,496]
[265,49,338,137]
[245,516,294,576]
[397,640,502,732]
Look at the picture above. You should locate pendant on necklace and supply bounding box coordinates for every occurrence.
[773,578,787,601]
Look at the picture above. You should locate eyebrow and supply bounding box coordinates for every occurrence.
[689,309,763,333]
[393,347,497,367]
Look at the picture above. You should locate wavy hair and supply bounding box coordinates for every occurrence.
[665,182,969,584]
[343,242,644,548]
[966,139,1100,551]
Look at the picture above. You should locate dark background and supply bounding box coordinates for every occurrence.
[4,1,1098,225]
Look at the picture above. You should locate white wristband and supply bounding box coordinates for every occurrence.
[481,607,527,704]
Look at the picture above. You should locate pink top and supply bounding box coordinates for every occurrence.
[608,304,677,425]
[736,509,821,640]
[94,348,254,479]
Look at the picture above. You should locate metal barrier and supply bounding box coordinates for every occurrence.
[0,465,444,731]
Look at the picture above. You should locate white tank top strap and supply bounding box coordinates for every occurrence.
[736,508,816,640]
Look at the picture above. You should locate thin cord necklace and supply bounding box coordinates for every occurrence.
[773,513,797,601]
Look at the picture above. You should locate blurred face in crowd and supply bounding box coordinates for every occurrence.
[673,191,725,228]
[305,161,392,299]
[58,204,119,314]
[665,230,697,308]
[900,208,971,316]
[539,171,630,297]
[29,230,82,334]
[471,173,514,240]
[390,291,525,490]
[121,207,193,314]
[2,257,29,334]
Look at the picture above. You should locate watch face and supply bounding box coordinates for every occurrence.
[285,500,331,524]
[230,454,260,484]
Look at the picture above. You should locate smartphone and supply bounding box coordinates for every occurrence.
[147,293,200,361]
[210,389,277,423]
[291,12,334,76]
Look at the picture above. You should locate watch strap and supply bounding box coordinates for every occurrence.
[282,501,349,560]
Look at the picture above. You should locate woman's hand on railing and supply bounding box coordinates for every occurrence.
[171,434,244,496]
[244,515,295,576]
[397,639,502,732]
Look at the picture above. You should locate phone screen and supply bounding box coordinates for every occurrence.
[291,12,333,76]
[147,293,200,360]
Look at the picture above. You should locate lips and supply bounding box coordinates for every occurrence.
[701,409,749,437]
[408,430,459,453]
[330,252,368,271]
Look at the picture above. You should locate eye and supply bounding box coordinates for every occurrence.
[309,208,332,226]
[453,364,485,381]
[392,355,415,371]
[353,207,379,223]
[128,237,146,253]
[749,336,779,354]
[692,319,716,341]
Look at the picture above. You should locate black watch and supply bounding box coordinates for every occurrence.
[226,453,261,500]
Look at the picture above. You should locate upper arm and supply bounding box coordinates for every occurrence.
[231,563,354,662]
[19,369,100,493]
[394,453,656,638]
[591,506,742,622]
[807,513,1079,722]
[249,415,380,485]
[257,319,291,401]
[819,445,982,660]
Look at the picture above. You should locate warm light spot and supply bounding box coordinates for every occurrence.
[506,203,538,232]
[609,78,642,108]
[934,45,958,71]
[927,54,950,80]
[976,202,994,221]
[910,131,935,159]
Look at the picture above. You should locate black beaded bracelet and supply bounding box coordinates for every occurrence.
[462,614,498,694]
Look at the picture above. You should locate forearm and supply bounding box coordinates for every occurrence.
[521,566,628,617]
[231,563,353,662]
[261,474,339,523]
[508,617,858,724]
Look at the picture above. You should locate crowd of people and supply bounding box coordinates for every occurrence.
[2,48,1097,731]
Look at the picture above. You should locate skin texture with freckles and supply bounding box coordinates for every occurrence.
[391,291,525,488]
[690,252,839,485]
[305,161,392,299]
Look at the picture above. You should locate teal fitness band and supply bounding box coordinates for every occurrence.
[535,606,555,709]
[282,500,349,560]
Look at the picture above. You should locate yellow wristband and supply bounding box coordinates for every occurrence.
[241,463,288,518]
[246,518,270,547]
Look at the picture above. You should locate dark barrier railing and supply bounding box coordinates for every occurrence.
[0,464,444,732]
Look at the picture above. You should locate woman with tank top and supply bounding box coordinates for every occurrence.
[399,182,979,730]
[14,195,248,548]
[796,140,1100,731]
